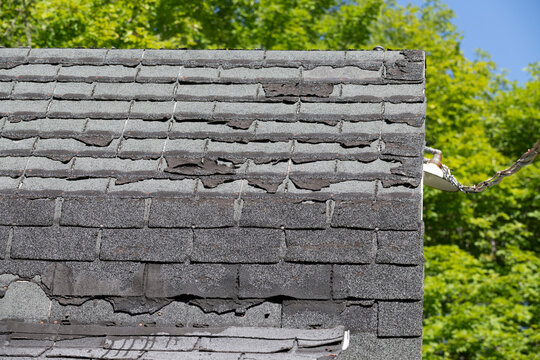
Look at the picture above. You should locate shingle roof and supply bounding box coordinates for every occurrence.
[0,48,425,360]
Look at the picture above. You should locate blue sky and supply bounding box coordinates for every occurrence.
[396,0,540,83]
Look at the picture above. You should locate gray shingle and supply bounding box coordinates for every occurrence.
[106,49,144,65]
[331,199,421,230]
[94,83,175,101]
[149,198,235,228]
[239,263,331,299]
[340,84,424,102]
[11,226,97,261]
[28,48,107,64]
[48,100,131,118]
[100,228,191,262]
[19,177,109,195]
[378,301,423,337]
[384,102,426,126]
[192,228,282,263]
[0,136,36,155]
[72,157,159,177]
[376,230,423,265]
[266,50,347,68]
[58,65,137,82]
[0,157,26,177]
[26,156,72,177]
[53,82,94,99]
[84,119,125,136]
[341,333,421,360]
[108,179,196,196]
[345,50,384,63]
[0,176,18,193]
[11,82,55,100]
[0,197,55,226]
[0,82,13,99]
[130,101,175,120]
[219,67,301,83]
[282,301,377,332]
[34,138,119,160]
[299,102,381,121]
[53,261,145,296]
[0,64,59,82]
[164,139,208,157]
[206,140,292,164]
[146,263,237,298]
[292,141,379,163]
[285,229,375,263]
[214,102,297,120]
[124,119,170,138]
[179,67,220,83]
[254,121,340,142]
[175,84,258,101]
[60,198,145,228]
[335,160,400,179]
[137,65,180,83]
[169,121,254,142]
[303,66,382,83]
[385,60,424,82]
[0,48,29,68]
[118,138,166,159]
[174,101,214,120]
[143,49,264,67]
[239,199,326,229]
[0,100,49,120]
[333,264,423,300]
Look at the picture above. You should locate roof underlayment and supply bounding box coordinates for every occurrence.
[0,48,425,359]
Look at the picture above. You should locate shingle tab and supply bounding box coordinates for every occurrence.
[376,230,423,265]
[19,177,109,195]
[175,84,258,101]
[333,264,423,300]
[60,198,145,228]
[0,64,58,82]
[192,228,282,263]
[285,229,375,263]
[214,102,297,120]
[100,228,191,262]
[378,301,423,337]
[106,49,144,65]
[239,263,331,299]
[130,101,175,120]
[28,48,107,64]
[0,48,30,68]
[48,100,131,118]
[58,65,137,82]
[0,197,55,226]
[0,82,13,98]
[303,66,382,83]
[299,102,381,121]
[11,226,97,261]
[239,199,326,229]
[94,83,175,101]
[220,67,301,83]
[11,82,55,100]
[137,65,180,83]
[53,82,94,99]
[149,198,235,228]
[0,100,49,120]
[146,263,237,298]
[53,261,145,296]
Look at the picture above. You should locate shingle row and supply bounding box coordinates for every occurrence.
[1,81,425,103]
[0,99,426,125]
[1,48,423,70]
[0,196,422,231]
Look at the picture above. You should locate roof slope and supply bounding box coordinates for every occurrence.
[0,48,425,360]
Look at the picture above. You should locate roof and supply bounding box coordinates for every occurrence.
[0,48,425,360]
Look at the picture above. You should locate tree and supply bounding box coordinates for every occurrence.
[1,1,538,358]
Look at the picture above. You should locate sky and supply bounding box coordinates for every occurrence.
[396,0,540,83]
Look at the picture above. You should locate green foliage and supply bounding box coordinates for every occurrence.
[1,0,538,358]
